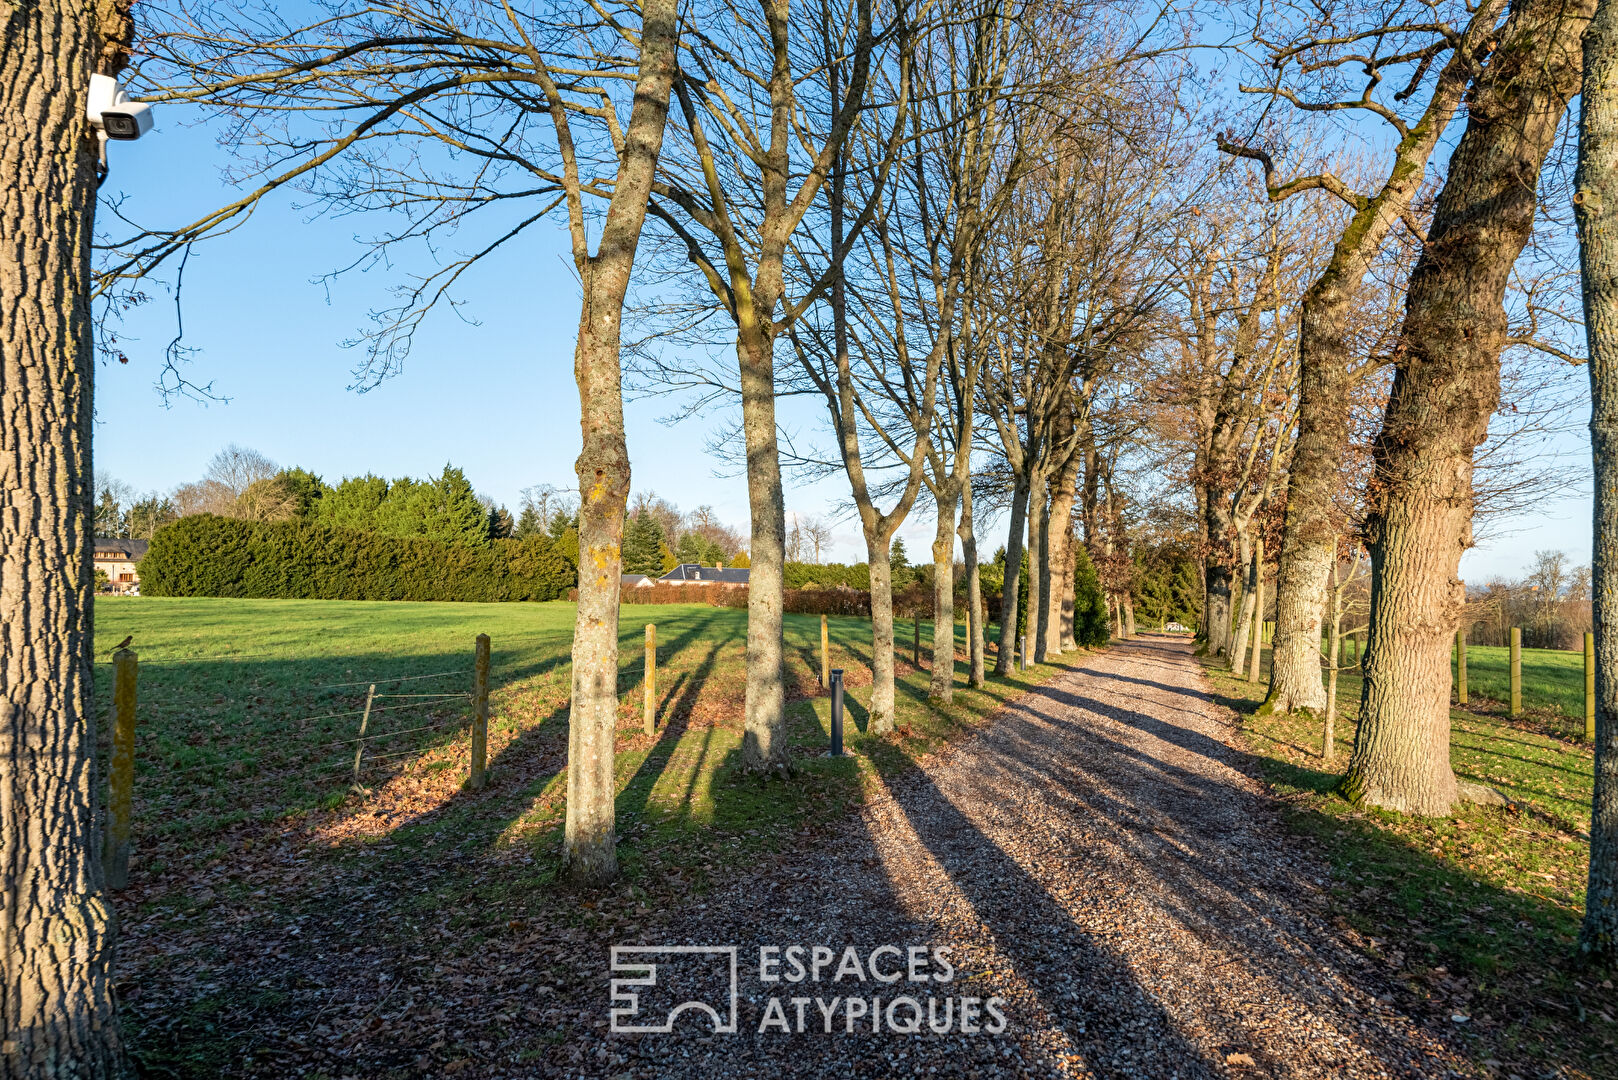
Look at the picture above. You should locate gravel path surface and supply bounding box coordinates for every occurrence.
[612,635,1469,1079]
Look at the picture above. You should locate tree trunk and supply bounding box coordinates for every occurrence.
[738,328,790,772]
[1252,0,1509,716]
[560,0,680,884]
[563,288,632,885]
[1046,447,1080,657]
[1344,0,1592,816]
[1203,496,1236,658]
[1229,531,1257,674]
[959,472,985,688]
[1247,536,1265,682]
[1058,518,1077,650]
[929,485,957,702]
[1,3,130,1074]
[994,476,1030,676]
[1578,0,1618,965]
[865,537,897,734]
[1029,470,1048,663]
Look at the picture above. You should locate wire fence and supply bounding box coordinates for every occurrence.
[97,636,498,881]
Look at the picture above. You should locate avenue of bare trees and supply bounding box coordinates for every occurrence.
[5,0,1618,1066]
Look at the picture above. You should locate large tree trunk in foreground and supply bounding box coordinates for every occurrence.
[564,290,633,885]
[1579,0,1618,965]
[1248,0,1506,717]
[1344,0,1592,816]
[930,487,957,702]
[994,477,1030,675]
[865,538,897,734]
[739,327,790,771]
[561,0,680,884]
[1,3,129,1074]
[959,472,985,688]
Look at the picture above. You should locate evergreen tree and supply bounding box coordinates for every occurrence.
[514,505,542,538]
[1072,545,1111,647]
[622,509,666,575]
[487,505,515,539]
[126,495,178,540]
[318,474,391,531]
[277,467,327,516]
[94,487,125,538]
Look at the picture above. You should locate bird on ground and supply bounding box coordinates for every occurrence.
[111,635,133,653]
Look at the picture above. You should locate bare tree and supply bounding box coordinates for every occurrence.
[1344,0,1593,816]
[124,0,684,883]
[642,0,896,770]
[1578,0,1618,966]
[1222,0,1510,715]
[1,0,134,1071]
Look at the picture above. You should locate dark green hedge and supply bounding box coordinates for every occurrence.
[140,514,575,602]
[784,561,870,590]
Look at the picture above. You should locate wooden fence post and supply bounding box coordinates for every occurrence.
[821,614,829,690]
[469,634,490,789]
[1509,626,1522,719]
[644,623,657,735]
[352,684,376,792]
[1586,630,1596,741]
[1456,628,1468,706]
[104,648,138,890]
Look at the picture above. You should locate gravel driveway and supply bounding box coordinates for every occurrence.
[611,634,1469,1079]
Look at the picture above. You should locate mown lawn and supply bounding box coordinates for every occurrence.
[97,596,1085,1076]
[92,596,1056,874]
[1203,648,1614,1078]
[1456,642,1591,736]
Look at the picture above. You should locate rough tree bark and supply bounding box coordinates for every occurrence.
[559,0,681,885]
[1045,421,1081,657]
[1,0,132,1073]
[1343,0,1592,815]
[1578,0,1618,965]
[1226,0,1509,716]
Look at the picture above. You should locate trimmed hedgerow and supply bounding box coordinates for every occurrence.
[140,514,574,602]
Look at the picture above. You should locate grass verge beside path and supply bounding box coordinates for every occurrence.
[96,596,1086,1076]
[1202,647,1614,1079]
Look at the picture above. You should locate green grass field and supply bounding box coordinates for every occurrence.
[92,596,1061,882]
[1456,643,1591,733]
[1204,648,1608,1075]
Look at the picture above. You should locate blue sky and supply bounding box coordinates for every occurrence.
[92,106,1592,581]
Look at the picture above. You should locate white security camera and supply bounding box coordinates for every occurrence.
[87,73,154,141]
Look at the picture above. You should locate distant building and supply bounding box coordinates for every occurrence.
[94,538,149,593]
[621,573,652,588]
[658,562,749,585]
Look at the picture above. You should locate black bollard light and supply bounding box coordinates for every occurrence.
[829,668,845,756]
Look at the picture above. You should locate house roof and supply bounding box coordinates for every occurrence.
[621,574,649,587]
[94,538,149,560]
[658,562,750,584]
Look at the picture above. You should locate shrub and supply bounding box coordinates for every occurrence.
[783,561,870,590]
[140,514,574,602]
[1072,545,1110,647]
[584,581,873,616]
